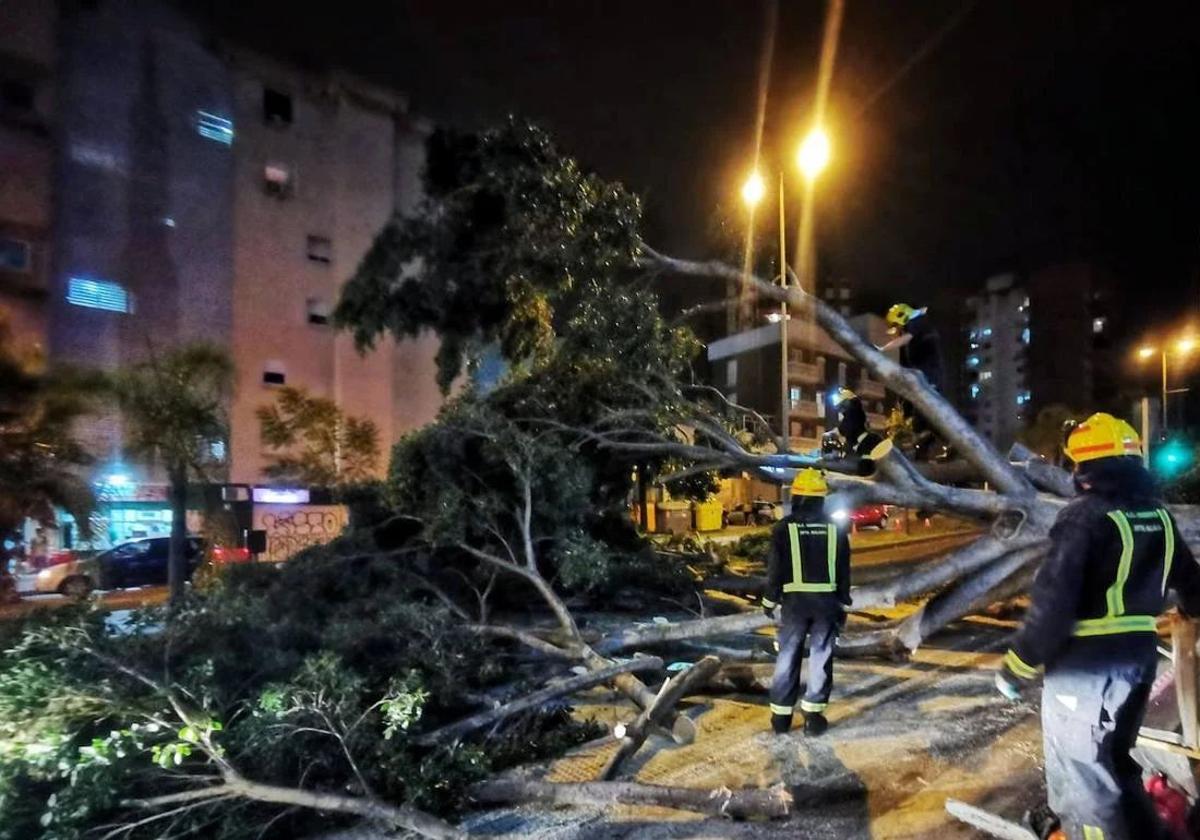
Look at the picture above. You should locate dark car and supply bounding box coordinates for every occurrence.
[97,537,206,590]
[36,537,206,597]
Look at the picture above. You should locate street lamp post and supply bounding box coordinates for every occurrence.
[1138,338,1196,433]
[741,127,830,456]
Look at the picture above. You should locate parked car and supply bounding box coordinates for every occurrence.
[32,537,206,597]
[850,505,890,530]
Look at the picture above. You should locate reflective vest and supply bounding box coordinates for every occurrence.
[782,521,839,594]
[1072,508,1175,638]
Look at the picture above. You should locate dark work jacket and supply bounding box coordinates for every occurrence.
[899,315,943,392]
[1009,458,1200,673]
[763,503,852,617]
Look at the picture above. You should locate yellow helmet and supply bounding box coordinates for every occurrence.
[886,303,917,328]
[790,467,828,497]
[1063,412,1142,463]
[830,387,857,408]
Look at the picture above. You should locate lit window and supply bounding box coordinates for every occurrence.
[1016,390,1031,406]
[264,162,294,198]
[306,235,332,264]
[789,386,801,404]
[209,440,227,462]
[1021,327,1030,345]
[970,383,981,399]
[263,88,293,125]
[306,297,330,326]
[66,277,131,313]
[979,370,993,381]
[981,327,993,338]
[967,356,980,368]
[195,111,234,145]
[1093,317,1107,334]
[0,237,31,272]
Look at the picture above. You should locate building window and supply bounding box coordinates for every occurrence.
[969,383,981,399]
[966,355,980,368]
[0,79,34,112]
[263,87,293,125]
[306,297,330,326]
[789,386,801,406]
[1092,317,1107,335]
[195,110,234,145]
[979,370,993,381]
[0,237,31,272]
[262,362,286,386]
[66,277,131,313]
[1016,390,1031,406]
[1021,326,1030,345]
[306,235,332,264]
[263,162,294,198]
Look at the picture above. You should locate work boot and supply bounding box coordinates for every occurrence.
[803,712,828,736]
[770,713,792,734]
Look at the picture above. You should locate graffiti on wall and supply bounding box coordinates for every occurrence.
[253,505,348,563]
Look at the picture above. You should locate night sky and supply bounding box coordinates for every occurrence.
[192,0,1200,345]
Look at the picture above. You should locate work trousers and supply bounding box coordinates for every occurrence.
[1042,640,1166,840]
[769,611,839,718]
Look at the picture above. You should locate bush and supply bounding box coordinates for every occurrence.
[0,549,599,839]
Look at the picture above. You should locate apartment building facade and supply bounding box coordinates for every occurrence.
[40,0,440,490]
[0,0,57,352]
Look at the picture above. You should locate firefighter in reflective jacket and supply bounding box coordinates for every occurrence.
[762,468,851,736]
[820,388,895,472]
[996,413,1200,840]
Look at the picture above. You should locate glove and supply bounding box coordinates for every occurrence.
[994,671,1022,702]
[762,598,779,621]
[995,648,1038,701]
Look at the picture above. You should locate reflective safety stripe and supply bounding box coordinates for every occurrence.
[1082,826,1105,840]
[1004,649,1038,680]
[1105,511,1134,617]
[761,597,777,609]
[1073,615,1157,636]
[800,700,828,713]
[782,523,837,593]
[769,703,793,716]
[1159,508,1175,595]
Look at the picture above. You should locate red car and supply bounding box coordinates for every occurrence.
[850,505,890,529]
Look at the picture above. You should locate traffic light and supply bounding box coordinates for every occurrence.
[1152,438,1194,479]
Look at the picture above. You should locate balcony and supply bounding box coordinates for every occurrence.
[856,377,886,400]
[788,401,822,421]
[787,360,823,384]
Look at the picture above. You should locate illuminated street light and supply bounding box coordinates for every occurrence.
[1137,337,1197,433]
[797,128,831,181]
[741,171,766,207]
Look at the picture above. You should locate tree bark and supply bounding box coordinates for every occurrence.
[415,656,665,747]
[167,464,189,607]
[598,655,721,780]
[470,778,793,820]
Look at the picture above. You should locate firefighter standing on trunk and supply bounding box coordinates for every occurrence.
[762,468,851,736]
[996,413,1200,840]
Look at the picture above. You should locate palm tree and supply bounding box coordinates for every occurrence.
[110,344,233,605]
[0,311,99,597]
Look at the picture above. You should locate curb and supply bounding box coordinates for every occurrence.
[851,529,979,554]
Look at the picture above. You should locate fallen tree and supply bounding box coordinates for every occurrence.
[470,778,793,820]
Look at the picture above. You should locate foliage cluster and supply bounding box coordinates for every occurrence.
[0,551,599,839]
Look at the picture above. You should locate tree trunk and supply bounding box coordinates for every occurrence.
[167,464,189,607]
[470,778,793,820]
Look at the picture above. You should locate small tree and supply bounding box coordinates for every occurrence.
[0,310,98,573]
[256,385,380,487]
[110,344,232,605]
